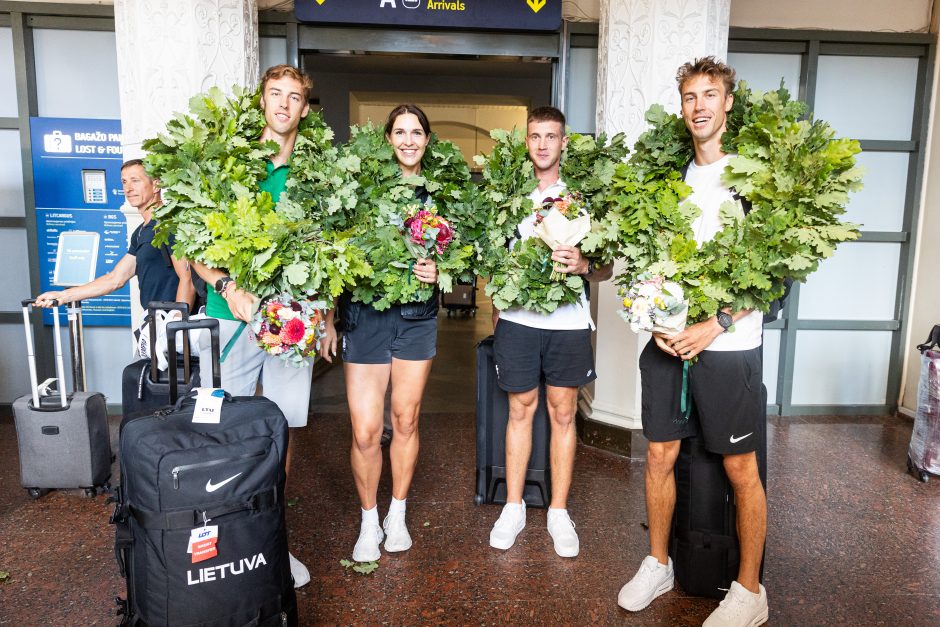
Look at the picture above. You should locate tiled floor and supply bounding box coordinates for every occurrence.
[1,290,938,625]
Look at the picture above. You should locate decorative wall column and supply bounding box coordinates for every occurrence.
[584,0,730,431]
[113,0,260,324]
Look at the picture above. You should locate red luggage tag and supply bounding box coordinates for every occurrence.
[188,517,219,563]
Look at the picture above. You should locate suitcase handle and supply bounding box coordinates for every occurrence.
[916,324,940,354]
[166,318,221,403]
[145,301,191,384]
[21,298,68,409]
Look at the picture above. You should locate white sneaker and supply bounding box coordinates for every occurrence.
[703,581,768,627]
[546,509,579,557]
[489,502,526,550]
[352,521,384,562]
[617,555,674,611]
[382,511,413,552]
[288,552,310,589]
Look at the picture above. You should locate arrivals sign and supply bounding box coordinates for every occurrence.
[295,0,561,32]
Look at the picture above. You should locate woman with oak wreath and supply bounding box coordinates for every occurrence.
[321,105,443,563]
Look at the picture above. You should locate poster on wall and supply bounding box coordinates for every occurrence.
[29,117,130,327]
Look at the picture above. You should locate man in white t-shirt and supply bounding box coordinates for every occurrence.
[488,106,613,558]
[617,58,769,627]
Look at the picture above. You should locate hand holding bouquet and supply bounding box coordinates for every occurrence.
[533,192,592,279]
[618,273,688,335]
[391,203,455,282]
[401,203,454,258]
[250,294,328,367]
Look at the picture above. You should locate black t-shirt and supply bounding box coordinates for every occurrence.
[128,220,179,309]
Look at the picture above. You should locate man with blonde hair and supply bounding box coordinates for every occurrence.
[617,57,769,627]
[192,64,315,589]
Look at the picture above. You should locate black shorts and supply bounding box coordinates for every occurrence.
[341,305,437,364]
[493,319,596,393]
[639,339,763,455]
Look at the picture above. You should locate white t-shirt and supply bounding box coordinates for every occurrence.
[685,155,762,351]
[497,179,595,331]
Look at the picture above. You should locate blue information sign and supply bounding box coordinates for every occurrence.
[30,117,130,327]
[295,0,561,32]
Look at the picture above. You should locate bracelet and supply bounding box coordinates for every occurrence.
[221,281,236,298]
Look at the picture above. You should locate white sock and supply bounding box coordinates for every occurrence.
[389,496,406,516]
[504,501,525,515]
[362,506,379,526]
[548,507,567,517]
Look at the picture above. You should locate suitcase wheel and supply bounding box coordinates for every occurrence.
[907,455,930,483]
[474,494,483,506]
[26,488,48,499]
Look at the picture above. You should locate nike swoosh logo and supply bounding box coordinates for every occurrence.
[729,432,753,444]
[205,472,242,492]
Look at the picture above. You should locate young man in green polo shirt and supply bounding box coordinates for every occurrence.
[192,64,313,589]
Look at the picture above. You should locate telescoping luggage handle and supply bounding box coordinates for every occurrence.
[916,324,940,354]
[145,301,191,385]
[21,299,68,409]
[166,318,220,404]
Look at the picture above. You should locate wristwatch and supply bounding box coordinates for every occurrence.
[215,276,234,297]
[716,311,734,332]
[583,261,598,278]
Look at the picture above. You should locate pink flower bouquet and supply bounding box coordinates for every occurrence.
[401,203,455,259]
[250,294,328,366]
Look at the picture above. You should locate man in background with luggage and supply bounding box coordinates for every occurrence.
[35,159,194,312]
[487,106,612,558]
[190,64,314,589]
[617,57,769,627]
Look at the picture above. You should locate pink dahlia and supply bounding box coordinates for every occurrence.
[280,317,305,345]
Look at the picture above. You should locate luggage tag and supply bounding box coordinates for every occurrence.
[192,387,225,424]
[189,517,219,564]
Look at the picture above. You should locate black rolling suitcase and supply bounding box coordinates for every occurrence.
[669,388,768,599]
[122,301,199,428]
[474,335,551,507]
[12,299,111,498]
[112,318,297,626]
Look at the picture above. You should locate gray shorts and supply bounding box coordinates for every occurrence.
[341,305,437,364]
[200,318,313,428]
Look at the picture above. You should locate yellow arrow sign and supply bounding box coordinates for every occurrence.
[527,0,546,13]
[316,0,325,5]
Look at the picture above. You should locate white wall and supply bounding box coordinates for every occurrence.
[901,45,940,414]
[730,0,931,32]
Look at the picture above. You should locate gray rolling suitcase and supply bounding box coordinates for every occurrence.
[12,299,111,498]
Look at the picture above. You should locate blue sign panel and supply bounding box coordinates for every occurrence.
[30,117,130,327]
[295,0,561,32]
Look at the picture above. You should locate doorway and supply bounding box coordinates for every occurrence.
[302,51,554,164]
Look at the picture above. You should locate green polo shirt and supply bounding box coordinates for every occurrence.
[205,161,289,320]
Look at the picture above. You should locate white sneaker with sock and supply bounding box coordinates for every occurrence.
[489,502,526,550]
[352,521,384,562]
[383,511,413,552]
[617,555,674,611]
[288,552,310,588]
[546,508,579,557]
[703,581,768,627]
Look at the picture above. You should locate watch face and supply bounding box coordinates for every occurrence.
[717,311,733,329]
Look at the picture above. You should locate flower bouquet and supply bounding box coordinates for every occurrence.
[250,294,328,367]
[618,273,688,335]
[399,203,455,259]
[533,191,592,280]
